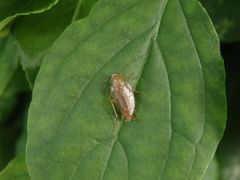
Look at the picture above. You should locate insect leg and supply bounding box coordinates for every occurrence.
[132,88,143,94]
[110,98,118,118]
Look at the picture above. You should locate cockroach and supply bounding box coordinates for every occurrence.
[110,74,135,121]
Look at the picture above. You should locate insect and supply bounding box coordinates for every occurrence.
[110,74,135,121]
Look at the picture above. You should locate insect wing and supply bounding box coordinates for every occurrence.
[121,83,135,116]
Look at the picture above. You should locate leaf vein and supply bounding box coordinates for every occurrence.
[155,41,172,180]
[69,142,100,180]
[100,122,123,180]
[117,140,129,180]
[177,0,206,178]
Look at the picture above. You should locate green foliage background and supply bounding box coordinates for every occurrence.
[0,0,238,179]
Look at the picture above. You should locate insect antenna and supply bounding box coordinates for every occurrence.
[116,47,160,77]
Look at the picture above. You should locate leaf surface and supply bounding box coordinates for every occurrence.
[27,0,226,179]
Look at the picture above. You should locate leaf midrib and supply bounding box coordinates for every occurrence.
[97,0,169,179]
[177,0,206,179]
[157,0,206,179]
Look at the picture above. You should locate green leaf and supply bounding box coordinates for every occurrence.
[0,95,17,124]
[0,62,30,124]
[0,32,30,170]
[16,111,28,155]
[0,34,19,97]
[200,0,240,42]
[14,0,99,87]
[0,0,59,30]
[0,155,30,180]
[0,64,30,169]
[27,0,226,179]
[0,34,19,124]
[0,127,18,170]
[202,157,219,180]
[0,106,30,179]
[0,91,30,175]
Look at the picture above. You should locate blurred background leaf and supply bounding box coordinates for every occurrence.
[202,157,220,180]
[199,1,240,179]
[0,155,29,180]
[0,102,29,179]
[14,0,99,88]
[201,0,240,42]
[0,67,30,171]
[0,33,30,171]
[216,42,240,180]
[0,34,19,98]
[0,0,58,30]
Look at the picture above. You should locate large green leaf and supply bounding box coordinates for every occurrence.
[14,0,99,88]
[201,0,240,42]
[27,0,226,179]
[0,0,59,30]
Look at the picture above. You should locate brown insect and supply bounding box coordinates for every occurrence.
[110,74,135,121]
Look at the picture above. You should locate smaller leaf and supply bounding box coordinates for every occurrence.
[0,34,19,96]
[16,110,28,155]
[15,0,99,87]
[0,0,59,30]
[0,66,30,170]
[0,34,21,125]
[0,64,30,115]
[0,127,18,170]
[0,105,29,179]
[0,155,29,180]
[0,94,17,124]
